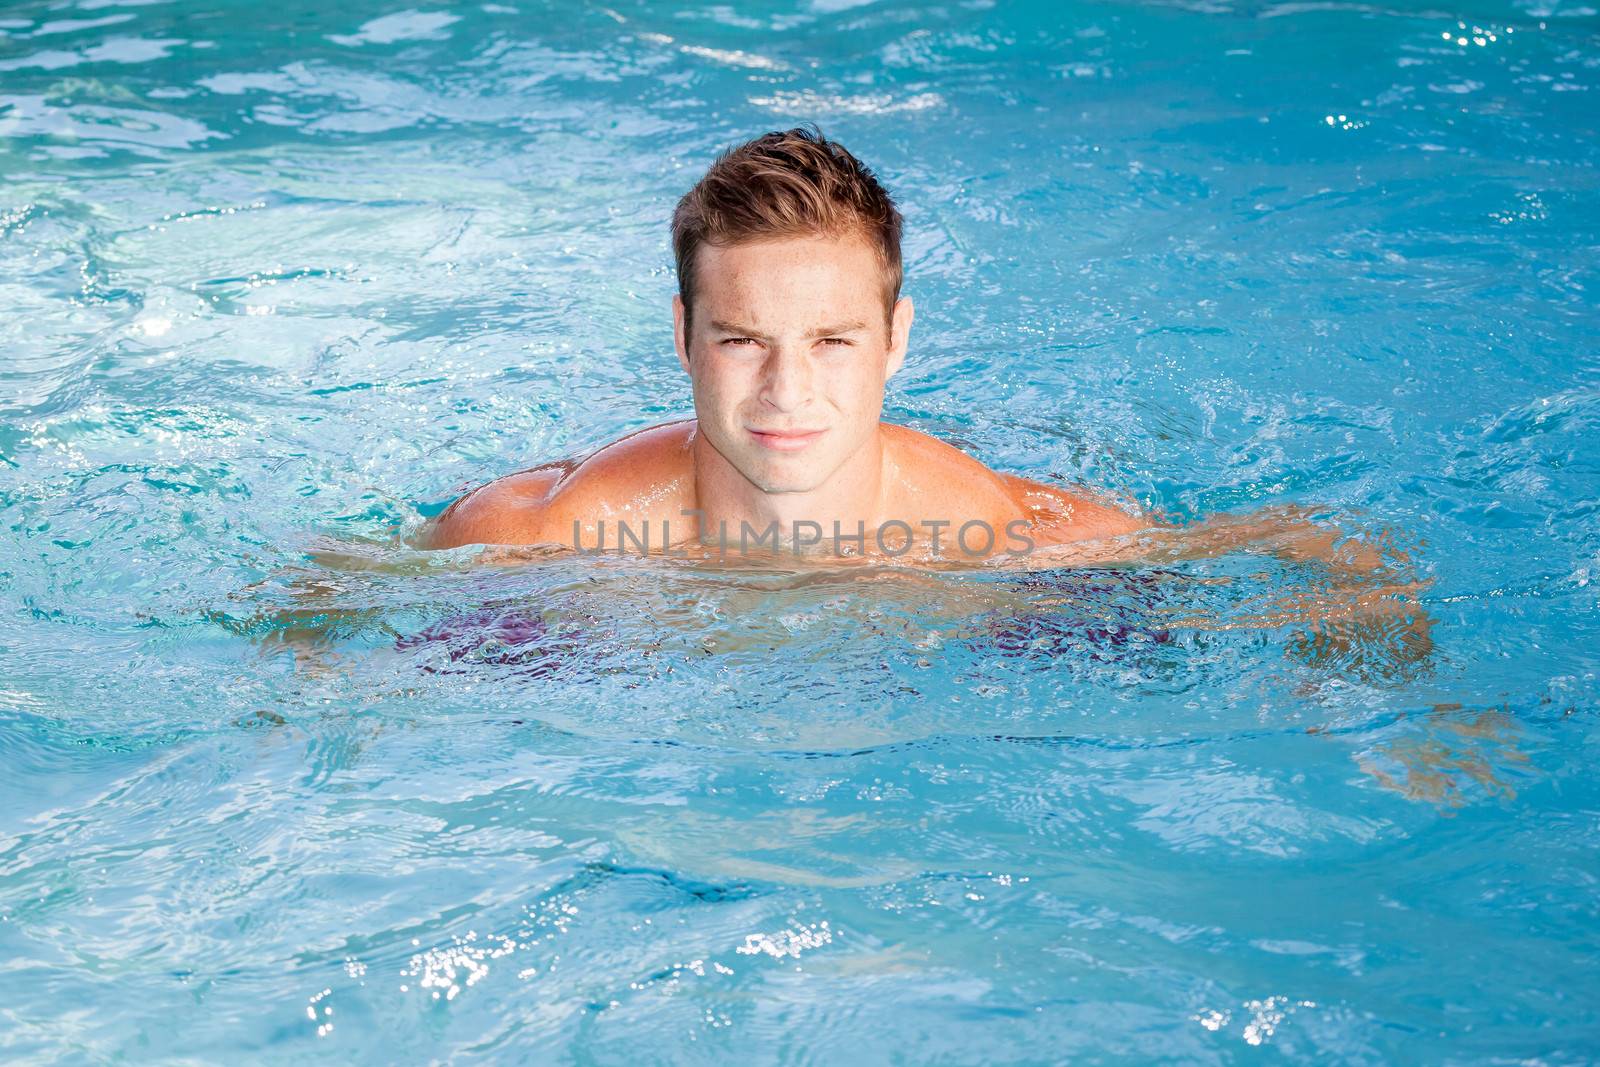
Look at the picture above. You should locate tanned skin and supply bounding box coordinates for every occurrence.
[425,233,1144,560]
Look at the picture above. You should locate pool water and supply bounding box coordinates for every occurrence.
[2,0,1598,1061]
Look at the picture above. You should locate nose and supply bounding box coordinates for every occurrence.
[759,344,813,413]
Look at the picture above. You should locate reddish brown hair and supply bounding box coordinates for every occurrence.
[671,126,903,334]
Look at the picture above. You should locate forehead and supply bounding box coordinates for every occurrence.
[692,234,886,319]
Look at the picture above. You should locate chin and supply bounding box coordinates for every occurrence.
[749,471,824,495]
[744,457,828,495]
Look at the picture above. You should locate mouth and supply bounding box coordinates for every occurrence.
[747,426,827,452]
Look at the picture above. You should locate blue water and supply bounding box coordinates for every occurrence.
[3,0,1598,1061]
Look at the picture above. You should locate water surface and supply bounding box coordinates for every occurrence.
[2,0,1598,1061]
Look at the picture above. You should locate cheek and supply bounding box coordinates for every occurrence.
[834,360,884,410]
[695,357,754,415]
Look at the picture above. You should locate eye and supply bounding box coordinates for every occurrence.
[721,337,759,347]
[819,337,853,347]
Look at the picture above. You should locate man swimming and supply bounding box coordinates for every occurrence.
[425,127,1378,571]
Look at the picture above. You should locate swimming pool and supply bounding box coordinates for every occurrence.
[2,0,1597,1060]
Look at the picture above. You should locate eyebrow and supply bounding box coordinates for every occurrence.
[707,319,869,338]
[807,320,869,338]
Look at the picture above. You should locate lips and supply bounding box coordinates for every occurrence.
[747,427,826,452]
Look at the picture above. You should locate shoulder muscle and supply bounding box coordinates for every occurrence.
[1005,475,1149,542]
[424,466,567,549]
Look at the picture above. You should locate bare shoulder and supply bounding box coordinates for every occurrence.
[423,463,568,549]
[424,421,696,549]
[878,424,1146,543]
[880,423,1023,520]
[1000,473,1150,543]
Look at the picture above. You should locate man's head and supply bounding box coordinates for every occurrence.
[671,127,913,496]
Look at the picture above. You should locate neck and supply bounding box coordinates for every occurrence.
[690,425,888,552]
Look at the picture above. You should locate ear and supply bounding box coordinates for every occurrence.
[673,294,691,375]
[883,296,913,381]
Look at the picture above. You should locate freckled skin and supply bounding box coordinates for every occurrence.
[426,233,1146,560]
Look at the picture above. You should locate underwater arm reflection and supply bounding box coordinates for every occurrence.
[1146,504,1401,575]
[1009,503,1396,576]
[1006,501,1437,682]
[221,538,494,673]
[1185,507,1436,684]
[220,567,392,677]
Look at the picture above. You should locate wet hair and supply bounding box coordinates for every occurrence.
[671,125,903,335]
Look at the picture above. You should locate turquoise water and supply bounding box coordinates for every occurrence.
[3,0,1598,1060]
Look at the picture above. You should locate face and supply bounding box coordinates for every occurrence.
[673,233,913,495]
